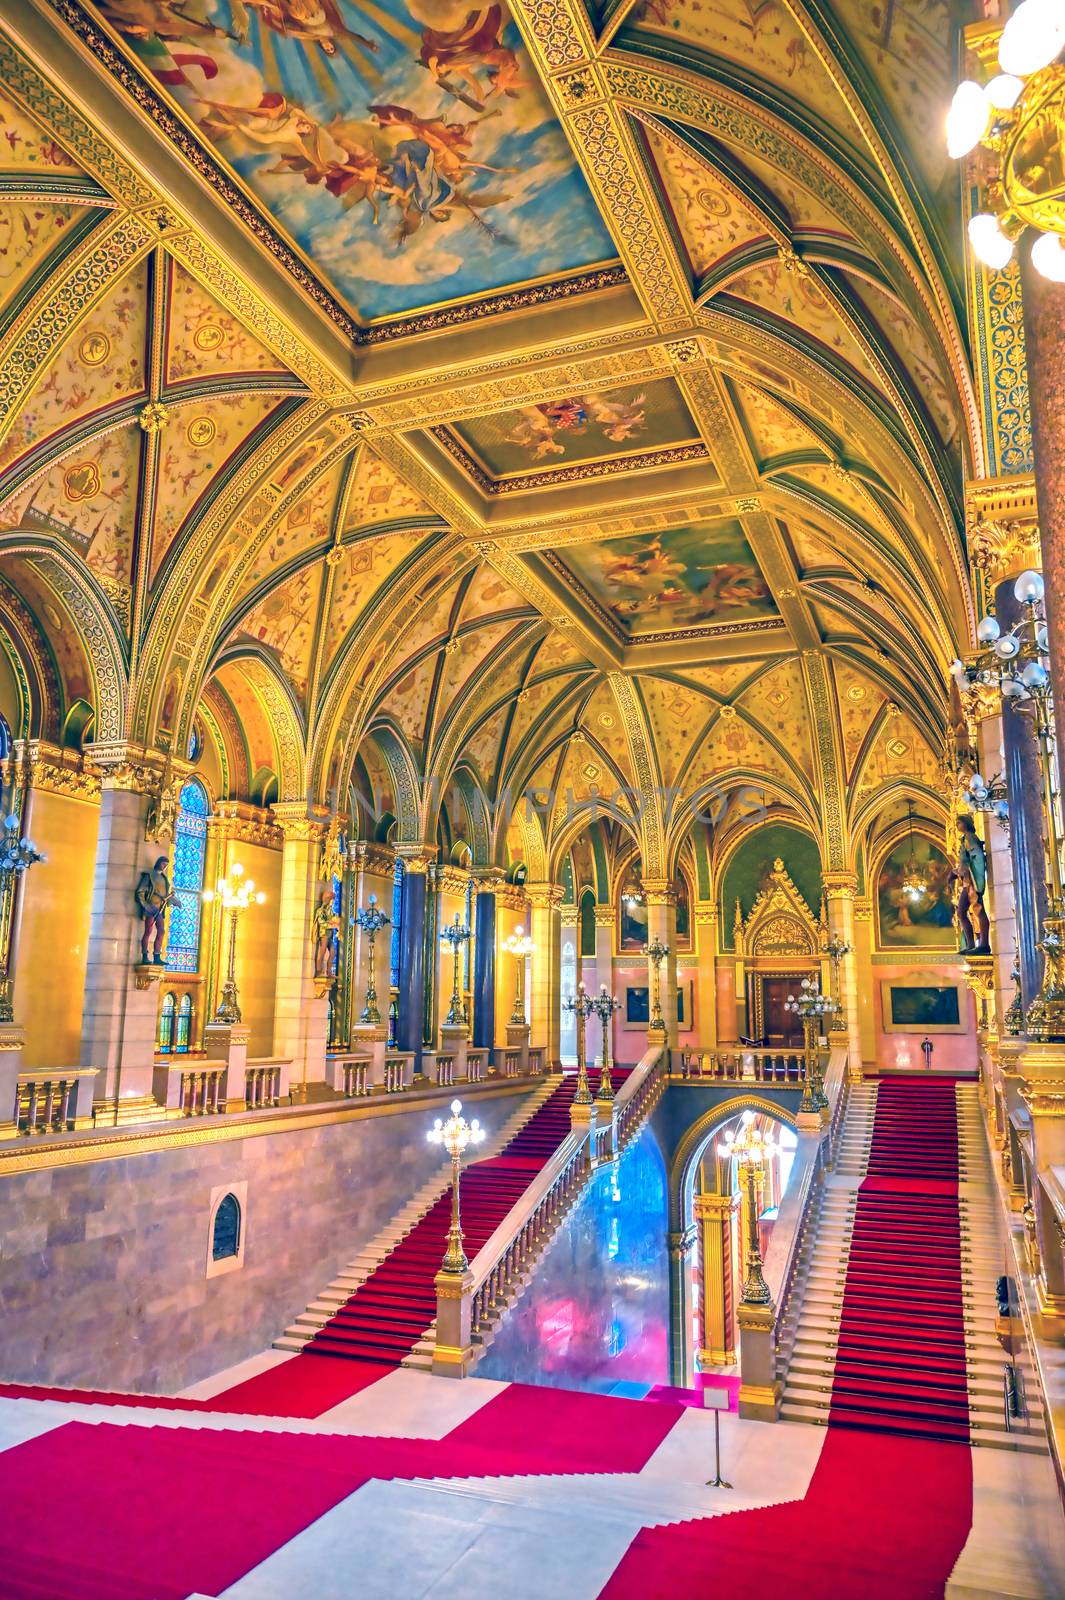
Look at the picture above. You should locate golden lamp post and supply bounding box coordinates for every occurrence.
[644,936,669,1033]
[718,1115,778,1307]
[590,985,622,1102]
[203,861,265,1024]
[564,980,595,1105]
[502,925,534,1024]
[354,892,390,1025]
[427,1097,485,1273]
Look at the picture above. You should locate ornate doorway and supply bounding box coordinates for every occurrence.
[734,858,824,1046]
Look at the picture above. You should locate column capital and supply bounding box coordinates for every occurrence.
[693,902,718,927]
[84,741,169,792]
[210,800,282,849]
[349,839,395,876]
[434,865,472,896]
[270,801,331,843]
[694,1191,738,1220]
[13,738,100,803]
[524,881,565,909]
[852,896,873,924]
[641,877,677,905]
[560,906,579,928]
[593,903,615,927]
[667,1226,697,1257]
[822,871,858,898]
[471,867,507,891]
[395,844,437,874]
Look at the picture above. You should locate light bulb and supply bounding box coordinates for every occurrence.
[946,79,991,156]
[998,0,1065,76]
[976,614,1002,643]
[1022,660,1048,690]
[969,775,988,798]
[1002,676,1027,698]
[993,633,1020,658]
[985,72,1024,110]
[993,800,1010,820]
[1014,569,1045,605]
[968,212,1015,269]
[1031,232,1065,283]
[1037,624,1050,651]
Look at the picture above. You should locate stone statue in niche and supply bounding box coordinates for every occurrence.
[135,855,176,965]
[955,815,991,955]
[312,886,340,980]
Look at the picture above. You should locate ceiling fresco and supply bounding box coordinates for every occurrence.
[446,377,700,480]
[557,522,776,637]
[91,0,617,320]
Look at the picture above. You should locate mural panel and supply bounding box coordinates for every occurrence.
[876,837,955,948]
[720,823,821,950]
[560,521,775,635]
[449,378,698,476]
[93,1,616,320]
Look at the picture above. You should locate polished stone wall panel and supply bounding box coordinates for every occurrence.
[0,1088,534,1394]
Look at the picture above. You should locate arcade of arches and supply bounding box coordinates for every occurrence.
[0,1,1064,1595]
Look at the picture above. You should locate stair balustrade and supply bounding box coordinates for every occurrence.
[13,1070,96,1134]
[674,1048,808,1084]
[465,1050,487,1083]
[430,1046,666,1376]
[244,1062,283,1109]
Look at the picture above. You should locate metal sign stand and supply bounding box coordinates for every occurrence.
[703,1388,732,1488]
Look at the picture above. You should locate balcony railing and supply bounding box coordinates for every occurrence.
[673,1047,808,1084]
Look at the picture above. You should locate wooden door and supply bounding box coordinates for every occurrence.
[762,977,805,1047]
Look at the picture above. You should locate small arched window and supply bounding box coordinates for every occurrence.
[158,991,176,1054]
[167,779,209,974]
[212,1193,241,1262]
[175,993,193,1054]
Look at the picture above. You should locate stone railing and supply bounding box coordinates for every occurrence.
[428,1046,666,1376]
[738,1045,849,1420]
[384,1052,415,1094]
[244,1059,287,1110]
[12,1069,97,1135]
[673,1047,808,1084]
[325,1052,372,1097]
[177,1064,226,1117]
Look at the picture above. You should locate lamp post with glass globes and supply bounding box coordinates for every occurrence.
[427,1097,485,1273]
[590,985,621,1101]
[950,568,1065,1039]
[564,980,595,1106]
[821,933,852,1033]
[963,770,1011,835]
[718,1114,778,1306]
[439,915,472,1028]
[502,925,534,1025]
[643,936,669,1034]
[0,809,44,1023]
[354,893,390,1025]
[203,862,265,1024]
[785,975,836,1113]
[946,0,1065,283]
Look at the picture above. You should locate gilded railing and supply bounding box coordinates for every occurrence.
[673,1047,808,1084]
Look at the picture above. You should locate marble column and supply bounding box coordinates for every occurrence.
[396,848,433,1071]
[472,874,501,1058]
[977,709,1021,1035]
[643,877,678,1049]
[667,1225,696,1388]
[823,871,862,1078]
[996,574,1049,1014]
[80,744,178,1118]
[1020,258,1065,787]
[694,1190,738,1365]
[271,803,330,1100]
[852,896,877,1069]
[693,904,718,1050]
[587,903,614,1060]
[526,881,563,1065]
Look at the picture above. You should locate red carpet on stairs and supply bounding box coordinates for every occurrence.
[304,1069,628,1367]
[829,1076,970,1443]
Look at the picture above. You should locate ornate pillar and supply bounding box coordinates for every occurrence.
[271,803,330,1100]
[822,870,862,1079]
[852,896,877,1069]
[526,881,563,1064]
[693,903,718,1049]
[79,742,184,1120]
[667,1225,696,1388]
[589,902,614,1060]
[559,901,579,1063]
[473,871,503,1059]
[996,573,1049,1013]
[642,878,678,1048]
[396,847,434,1071]
[694,1190,739,1365]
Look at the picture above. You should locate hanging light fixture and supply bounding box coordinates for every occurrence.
[900,802,932,903]
[946,2,1065,280]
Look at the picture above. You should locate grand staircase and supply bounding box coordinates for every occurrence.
[277,1069,627,1367]
[779,1076,1047,1451]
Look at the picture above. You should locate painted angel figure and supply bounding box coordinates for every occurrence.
[229,0,378,56]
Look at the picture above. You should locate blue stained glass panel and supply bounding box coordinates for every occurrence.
[390,858,404,990]
[167,780,209,974]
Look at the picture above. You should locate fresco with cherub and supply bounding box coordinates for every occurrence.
[94,1,616,319]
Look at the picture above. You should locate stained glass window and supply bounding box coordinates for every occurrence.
[463,877,474,991]
[166,779,209,974]
[176,993,193,1054]
[212,1194,241,1261]
[158,991,176,1054]
[390,857,404,990]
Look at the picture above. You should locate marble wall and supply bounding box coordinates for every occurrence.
[0,1086,535,1394]
[478,1128,670,1392]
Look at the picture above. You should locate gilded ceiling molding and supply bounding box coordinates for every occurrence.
[358,266,629,346]
[606,670,664,879]
[432,428,708,495]
[741,509,819,652]
[0,584,61,741]
[799,650,848,872]
[13,546,127,744]
[367,434,480,537]
[0,208,160,453]
[424,622,546,798]
[475,543,620,672]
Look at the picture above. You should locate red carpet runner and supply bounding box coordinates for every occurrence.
[305,1069,627,1365]
[829,1076,970,1442]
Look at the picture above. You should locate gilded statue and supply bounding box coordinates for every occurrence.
[312,885,341,980]
[955,815,990,956]
[135,855,176,965]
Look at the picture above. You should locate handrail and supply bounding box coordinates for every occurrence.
[465,1046,664,1299]
[672,1047,808,1085]
[1003,1364,1015,1432]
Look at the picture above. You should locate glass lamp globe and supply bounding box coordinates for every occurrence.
[1014,569,1045,605]
[1002,677,1027,698]
[1031,232,1065,283]
[985,73,1024,110]
[949,658,968,682]
[993,800,1010,821]
[968,212,1015,269]
[969,775,988,798]
[946,79,990,156]
[1022,660,1049,690]
[993,633,1020,658]
[976,614,1001,644]
[998,0,1065,76]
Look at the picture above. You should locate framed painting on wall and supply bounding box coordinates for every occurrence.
[881,980,964,1033]
[624,983,693,1026]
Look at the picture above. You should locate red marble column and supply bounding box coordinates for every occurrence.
[1020,255,1065,782]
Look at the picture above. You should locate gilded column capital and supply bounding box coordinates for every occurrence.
[693,902,718,927]
[84,740,169,792]
[209,801,282,849]
[14,739,100,803]
[641,877,677,906]
[560,905,579,928]
[270,802,331,844]
[667,1226,697,1257]
[349,839,395,876]
[966,476,1040,585]
[822,871,858,898]
[593,904,615,927]
[471,867,507,891]
[395,844,438,874]
[694,1191,737,1221]
[435,866,473,897]
[852,897,873,924]
[524,881,565,909]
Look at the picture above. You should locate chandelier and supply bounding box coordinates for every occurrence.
[900,803,933,902]
[947,0,1065,279]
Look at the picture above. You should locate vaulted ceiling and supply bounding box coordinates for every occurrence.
[0,0,976,877]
